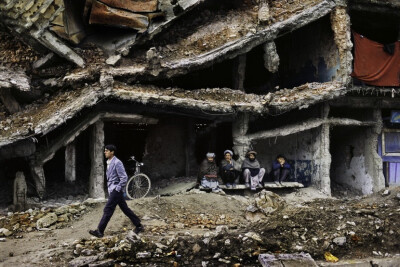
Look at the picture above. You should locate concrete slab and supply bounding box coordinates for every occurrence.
[259,253,317,267]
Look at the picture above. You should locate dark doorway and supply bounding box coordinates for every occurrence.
[194,121,233,164]
[104,122,151,164]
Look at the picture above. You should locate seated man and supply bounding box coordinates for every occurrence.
[220,150,240,188]
[241,150,266,190]
[272,154,291,186]
[198,152,221,192]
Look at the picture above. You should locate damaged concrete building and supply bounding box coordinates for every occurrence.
[0,0,399,206]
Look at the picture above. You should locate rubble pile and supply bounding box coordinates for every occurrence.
[0,188,400,265]
[0,198,104,239]
[69,226,268,266]
[0,30,39,68]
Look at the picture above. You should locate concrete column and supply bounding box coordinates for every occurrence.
[13,171,27,210]
[232,54,247,92]
[29,161,46,199]
[263,41,279,73]
[319,124,331,195]
[330,5,353,84]
[185,119,196,176]
[232,113,250,165]
[312,104,331,195]
[369,108,385,193]
[65,142,76,183]
[89,121,105,198]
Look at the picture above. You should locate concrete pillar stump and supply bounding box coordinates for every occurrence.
[89,121,105,198]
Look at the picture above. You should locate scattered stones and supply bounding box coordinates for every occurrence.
[253,190,286,215]
[68,255,103,267]
[259,253,317,267]
[382,190,390,196]
[55,206,70,215]
[136,252,151,259]
[105,55,121,66]
[215,225,228,234]
[36,213,58,229]
[192,243,201,253]
[244,232,263,243]
[0,238,6,242]
[333,236,346,246]
[0,228,12,237]
[174,223,185,229]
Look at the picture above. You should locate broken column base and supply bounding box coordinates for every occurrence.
[258,253,317,267]
[13,171,27,211]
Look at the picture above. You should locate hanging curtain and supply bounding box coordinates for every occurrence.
[352,31,400,87]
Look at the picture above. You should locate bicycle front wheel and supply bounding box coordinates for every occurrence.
[125,174,151,199]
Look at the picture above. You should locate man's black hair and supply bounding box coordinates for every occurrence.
[105,144,117,152]
[277,154,285,159]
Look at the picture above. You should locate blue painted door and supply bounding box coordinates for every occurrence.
[388,163,400,184]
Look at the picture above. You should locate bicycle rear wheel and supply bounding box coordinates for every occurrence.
[125,173,151,199]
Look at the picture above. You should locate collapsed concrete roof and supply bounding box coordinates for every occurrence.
[0,0,335,77]
[0,81,345,148]
[0,0,353,149]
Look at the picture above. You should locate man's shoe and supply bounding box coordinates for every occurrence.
[245,183,250,188]
[226,183,232,189]
[134,225,144,234]
[89,229,103,238]
[232,183,237,188]
[274,181,281,186]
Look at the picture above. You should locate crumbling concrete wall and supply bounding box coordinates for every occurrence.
[330,127,375,195]
[276,15,340,89]
[329,109,385,195]
[254,130,315,184]
[143,118,186,180]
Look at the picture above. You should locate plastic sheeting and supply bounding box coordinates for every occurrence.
[352,32,400,86]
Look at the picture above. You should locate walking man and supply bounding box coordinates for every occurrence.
[89,144,144,237]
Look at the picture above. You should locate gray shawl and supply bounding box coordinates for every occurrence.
[241,158,260,169]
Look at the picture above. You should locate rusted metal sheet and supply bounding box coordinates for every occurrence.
[89,1,149,32]
[99,0,158,13]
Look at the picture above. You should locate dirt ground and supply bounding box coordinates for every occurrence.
[0,185,399,266]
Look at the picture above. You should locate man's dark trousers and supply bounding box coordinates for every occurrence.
[273,168,290,183]
[98,189,141,234]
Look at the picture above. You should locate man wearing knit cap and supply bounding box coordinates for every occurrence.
[198,152,221,192]
[241,150,266,190]
[220,150,240,188]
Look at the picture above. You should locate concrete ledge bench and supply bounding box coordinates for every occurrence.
[199,182,304,190]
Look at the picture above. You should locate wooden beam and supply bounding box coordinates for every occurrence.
[99,0,158,13]
[247,118,376,140]
[89,1,149,32]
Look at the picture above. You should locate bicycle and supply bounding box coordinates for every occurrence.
[125,156,151,199]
